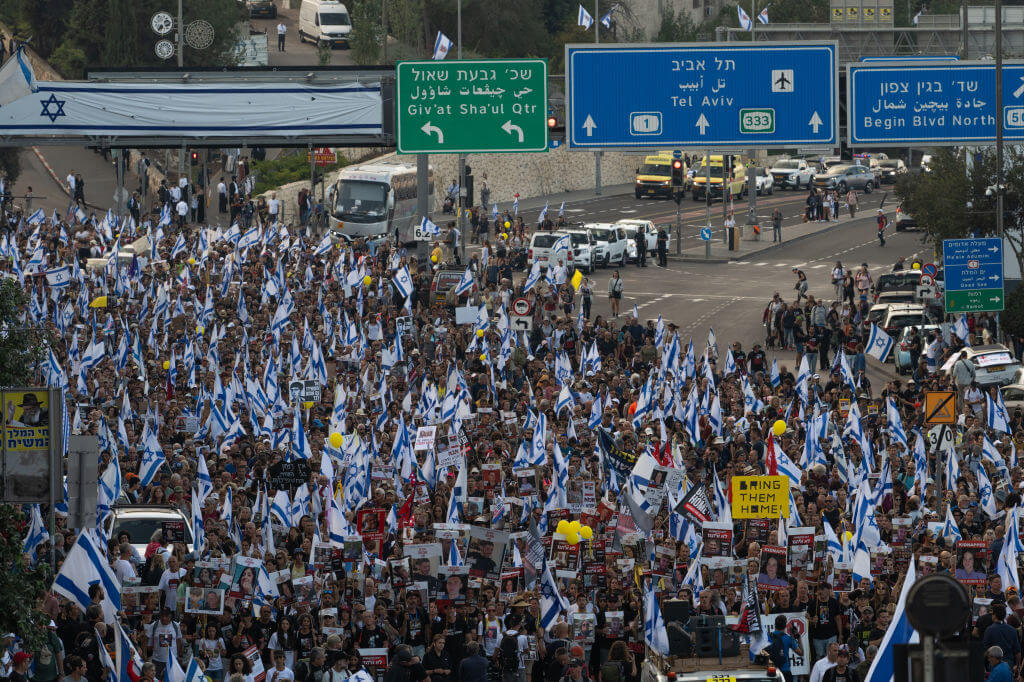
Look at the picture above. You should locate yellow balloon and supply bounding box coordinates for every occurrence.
[556,520,571,535]
[363,275,372,286]
[329,432,343,449]
[476,329,484,338]
[188,257,196,265]
[431,255,438,263]
[501,233,508,240]
[772,419,787,437]
[911,262,921,270]
[162,360,170,370]
[504,221,511,229]
[565,532,580,546]
[479,353,487,362]
[580,525,593,540]
[303,401,314,409]
[568,520,581,533]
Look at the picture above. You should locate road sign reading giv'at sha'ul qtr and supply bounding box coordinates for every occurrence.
[395,59,548,154]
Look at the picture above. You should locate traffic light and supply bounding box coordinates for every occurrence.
[671,159,684,187]
[190,151,199,165]
[547,116,558,129]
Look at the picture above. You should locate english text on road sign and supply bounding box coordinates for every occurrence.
[565,42,837,148]
[943,238,1004,313]
[396,59,548,154]
[848,61,1024,146]
[731,475,790,519]
[925,390,956,424]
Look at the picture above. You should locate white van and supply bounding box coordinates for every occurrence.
[298,0,352,48]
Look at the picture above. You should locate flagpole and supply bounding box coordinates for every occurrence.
[752,0,756,40]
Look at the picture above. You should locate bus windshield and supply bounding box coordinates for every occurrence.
[334,180,388,223]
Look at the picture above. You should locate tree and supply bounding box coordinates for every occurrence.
[656,8,712,42]
[350,0,384,65]
[101,0,140,68]
[0,278,46,386]
[0,149,21,187]
[0,505,49,654]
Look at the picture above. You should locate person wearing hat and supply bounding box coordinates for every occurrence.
[821,645,859,682]
[876,208,887,246]
[9,392,47,426]
[986,646,1013,682]
[9,652,31,682]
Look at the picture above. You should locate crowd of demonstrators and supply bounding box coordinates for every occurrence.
[4,172,1024,682]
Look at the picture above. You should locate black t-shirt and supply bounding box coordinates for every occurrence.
[406,607,428,646]
[443,617,472,662]
[357,626,387,649]
[823,666,861,682]
[809,597,841,639]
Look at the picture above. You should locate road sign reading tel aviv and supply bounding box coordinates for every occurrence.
[396,59,548,154]
[565,42,838,149]
[942,238,1004,313]
[849,61,1024,146]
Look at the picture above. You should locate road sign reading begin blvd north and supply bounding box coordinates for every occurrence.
[849,61,1024,146]
[565,42,837,148]
[396,59,548,154]
[943,238,1004,313]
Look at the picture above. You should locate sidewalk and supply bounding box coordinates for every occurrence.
[669,211,870,263]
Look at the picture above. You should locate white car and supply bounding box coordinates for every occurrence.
[557,229,596,273]
[615,219,665,260]
[755,168,774,195]
[105,505,195,558]
[528,231,578,271]
[769,159,814,190]
[586,223,628,268]
[945,344,1022,387]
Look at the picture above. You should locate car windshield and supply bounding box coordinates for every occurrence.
[774,161,800,169]
[320,12,350,25]
[640,163,670,175]
[334,180,387,223]
[876,273,921,292]
[565,233,590,246]
[888,314,926,328]
[867,308,887,324]
[879,160,900,168]
[532,234,560,248]
[830,165,852,175]
[1003,387,1024,400]
[590,229,612,241]
[111,517,194,545]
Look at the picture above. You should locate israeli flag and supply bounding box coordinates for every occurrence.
[0,46,37,107]
[138,431,166,487]
[314,233,333,256]
[454,267,475,297]
[737,5,753,29]
[866,323,894,363]
[392,265,415,299]
[987,392,1011,433]
[52,530,122,623]
[953,314,970,343]
[600,9,613,28]
[513,195,519,215]
[539,558,569,630]
[644,579,670,655]
[864,563,919,682]
[45,265,72,288]
[432,31,453,60]
[538,202,549,224]
[757,6,769,23]
[552,233,571,259]
[577,4,594,28]
[419,216,439,238]
[558,201,565,217]
[26,208,45,225]
[23,504,49,561]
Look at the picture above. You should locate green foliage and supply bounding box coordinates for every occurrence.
[48,39,86,79]
[0,505,48,654]
[317,41,332,66]
[656,8,712,42]
[0,148,21,186]
[350,0,384,65]
[251,152,348,195]
[0,278,46,385]
[101,0,141,68]
[1003,284,1024,339]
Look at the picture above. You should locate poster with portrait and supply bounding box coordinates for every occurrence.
[406,542,443,588]
[757,545,788,591]
[359,509,386,554]
[122,585,159,616]
[194,560,227,588]
[955,540,988,585]
[701,522,734,562]
[468,527,509,580]
[242,645,266,682]
[437,566,469,602]
[185,587,225,615]
[358,648,388,682]
[549,539,581,571]
[892,517,913,570]
[918,555,938,576]
[787,527,816,576]
[1,389,52,501]
[572,612,596,646]
[481,463,502,489]
[606,611,624,638]
[833,562,853,593]
[227,555,261,603]
[389,557,411,588]
[292,575,315,605]
[500,570,521,602]
[870,547,894,577]
[745,519,772,545]
[272,570,295,605]
[516,468,539,496]
[313,541,337,571]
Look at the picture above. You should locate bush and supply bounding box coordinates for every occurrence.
[49,39,86,79]
[251,152,348,195]
[1003,283,1024,339]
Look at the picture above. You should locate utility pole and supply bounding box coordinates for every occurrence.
[996,0,1005,343]
[457,0,467,262]
[960,0,969,59]
[594,0,602,196]
[704,157,712,259]
[176,0,184,67]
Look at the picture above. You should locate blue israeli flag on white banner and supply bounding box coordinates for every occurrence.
[600,9,613,28]
[0,47,38,107]
[138,430,166,487]
[52,530,122,623]
[864,562,918,682]
[420,216,440,236]
[577,4,594,28]
[866,323,894,362]
[23,504,49,561]
[26,208,45,225]
[953,314,970,343]
[644,579,670,655]
[737,5,753,29]
[454,267,475,296]
[539,558,568,630]
[392,265,415,299]
[432,31,453,60]
[45,265,71,288]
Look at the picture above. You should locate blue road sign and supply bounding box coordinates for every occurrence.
[700,227,713,241]
[565,42,838,149]
[942,238,1004,313]
[849,61,1024,146]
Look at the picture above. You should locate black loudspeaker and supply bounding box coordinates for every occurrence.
[666,622,693,657]
[694,625,740,658]
[662,599,691,626]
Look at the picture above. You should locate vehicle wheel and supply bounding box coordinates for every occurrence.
[838,182,847,193]
[767,184,774,195]
[864,182,874,194]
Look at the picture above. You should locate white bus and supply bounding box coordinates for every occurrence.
[328,161,434,245]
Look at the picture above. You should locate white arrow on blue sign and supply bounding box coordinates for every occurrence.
[700,227,713,241]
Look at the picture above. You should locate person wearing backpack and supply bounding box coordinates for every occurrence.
[495,615,527,682]
[765,615,803,682]
[598,642,635,682]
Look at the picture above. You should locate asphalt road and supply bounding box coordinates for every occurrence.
[247,0,355,67]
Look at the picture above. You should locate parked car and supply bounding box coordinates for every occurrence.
[615,219,663,259]
[246,0,278,17]
[528,231,576,271]
[754,168,774,195]
[430,268,474,305]
[768,159,814,190]
[1001,383,1024,414]
[895,203,917,231]
[105,505,195,558]
[557,229,596,273]
[586,223,628,267]
[879,303,937,337]
[813,164,875,193]
[945,344,1022,387]
[877,159,908,184]
[894,324,940,374]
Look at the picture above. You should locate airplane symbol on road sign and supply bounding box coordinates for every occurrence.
[771,69,794,92]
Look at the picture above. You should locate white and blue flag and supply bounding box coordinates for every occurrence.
[866,323,894,363]
[577,4,594,28]
[432,31,453,60]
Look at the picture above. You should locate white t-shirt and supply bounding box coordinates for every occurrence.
[176,200,189,217]
[808,658,837,682]
[114,558,137,581]
[198,638,225,671]
[478,617,504,656]
[147,620,181,663]
[268,666,295,682]
[267,633,295,669]
[158,568,186,610]
[218,182,227,197]
[278,23,287,35]
[268,198,280,216]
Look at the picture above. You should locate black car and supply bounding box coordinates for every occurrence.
[247,0,277,17]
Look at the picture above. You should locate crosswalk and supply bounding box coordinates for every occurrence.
[729,261,833,269]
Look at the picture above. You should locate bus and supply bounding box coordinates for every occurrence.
[327,160,434,244]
